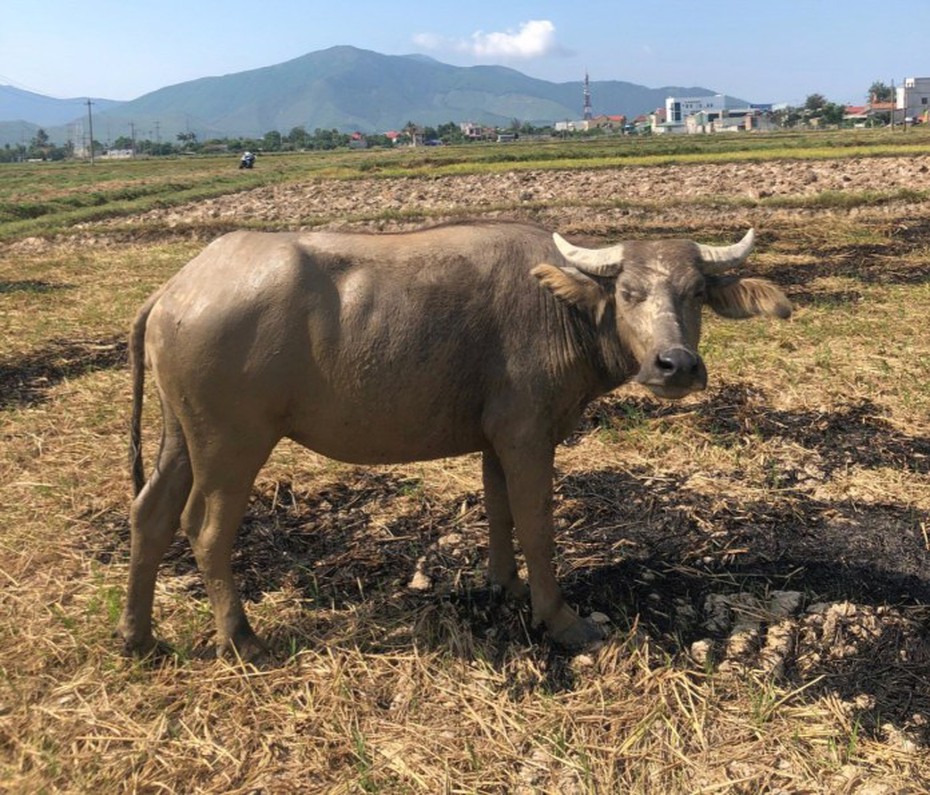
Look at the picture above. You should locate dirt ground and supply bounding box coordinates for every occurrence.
[84,156,930,735]
[3,151,929,790]
[8,153,929,252]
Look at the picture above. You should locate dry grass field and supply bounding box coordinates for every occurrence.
[1,136,929,793]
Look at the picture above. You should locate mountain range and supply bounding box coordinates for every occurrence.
[0,46,737,147]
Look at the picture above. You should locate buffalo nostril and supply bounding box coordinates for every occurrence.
[655,348,701,384]
[656,348,699,376]
[656,354,676,372]
[641,348,707,395]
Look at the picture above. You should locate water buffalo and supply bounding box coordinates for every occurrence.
[119,220,790,660]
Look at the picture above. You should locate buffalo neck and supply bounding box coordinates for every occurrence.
[539,290,635,400]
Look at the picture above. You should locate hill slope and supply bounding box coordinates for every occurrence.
[0,86,125,149]
[0,85,124,127]
[1,46,732,146]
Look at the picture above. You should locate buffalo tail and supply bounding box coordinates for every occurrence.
[129,290,161,496]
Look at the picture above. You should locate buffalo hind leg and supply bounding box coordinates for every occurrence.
[498,442,604,650]
[182,436,276,663]
[119,413,192,656]
[482,450,528,600]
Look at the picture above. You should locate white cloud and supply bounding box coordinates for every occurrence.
[467,20,557,59]
[411,32,444,50]
[414,20,565,61]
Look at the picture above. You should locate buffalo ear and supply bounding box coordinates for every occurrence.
[532,263,609,323]
[706,275,792,319]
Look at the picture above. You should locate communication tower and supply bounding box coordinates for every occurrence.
[583,71,593,121]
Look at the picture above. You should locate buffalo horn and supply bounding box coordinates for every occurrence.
[696,229,756,273]
[553,233,624,276]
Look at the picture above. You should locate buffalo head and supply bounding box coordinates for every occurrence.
[533,229,791,399]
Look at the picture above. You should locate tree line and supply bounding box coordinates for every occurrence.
[0,81,903,163]
[0,119,544,162]
[773,82,896,128]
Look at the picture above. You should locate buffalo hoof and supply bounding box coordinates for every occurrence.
[490,575,530,602]
[550,616,607,651]
[217,630,269,666]
[116,630,174,662]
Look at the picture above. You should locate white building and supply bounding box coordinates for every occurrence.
[658,94,729,133]
[896,77,930,122]
[660,93,775,135]
[554,119,593,133]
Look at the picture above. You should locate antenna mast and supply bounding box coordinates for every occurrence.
[583,71,593,121]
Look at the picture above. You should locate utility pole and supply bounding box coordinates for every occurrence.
[891,79,896,130]
[903,79,909,131]
[85,98,95,164]
[129,121,136,156]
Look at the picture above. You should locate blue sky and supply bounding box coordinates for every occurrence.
[2,1,926,107]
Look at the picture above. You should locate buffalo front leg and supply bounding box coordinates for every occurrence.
[482,450,528,600]
[498,443,604,649]
[119,417,192,656]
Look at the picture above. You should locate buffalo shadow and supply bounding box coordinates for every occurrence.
[581,384,930,478]
[0,334,127,409]
[765,220,930,311]
[697,383,930,476]
[83,388,930,737]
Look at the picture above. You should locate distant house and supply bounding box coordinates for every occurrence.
[384,127,425,146]
[869,101,895,116]
[100,148,134,159]
[656,94,776,135]
[348,131,368,149]
[896,77,930,123]
[657,94,727,133]
[552,114,628,134]
[648,107,667,132]
[631,114,651,133]
[685,107,776,134]
[844,101,893,127]
[844,105,870,126]
[589,114,627,131]
[459,122,495,141]
[553,113,637,134]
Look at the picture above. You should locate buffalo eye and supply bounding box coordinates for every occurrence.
[619,286,646,305]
